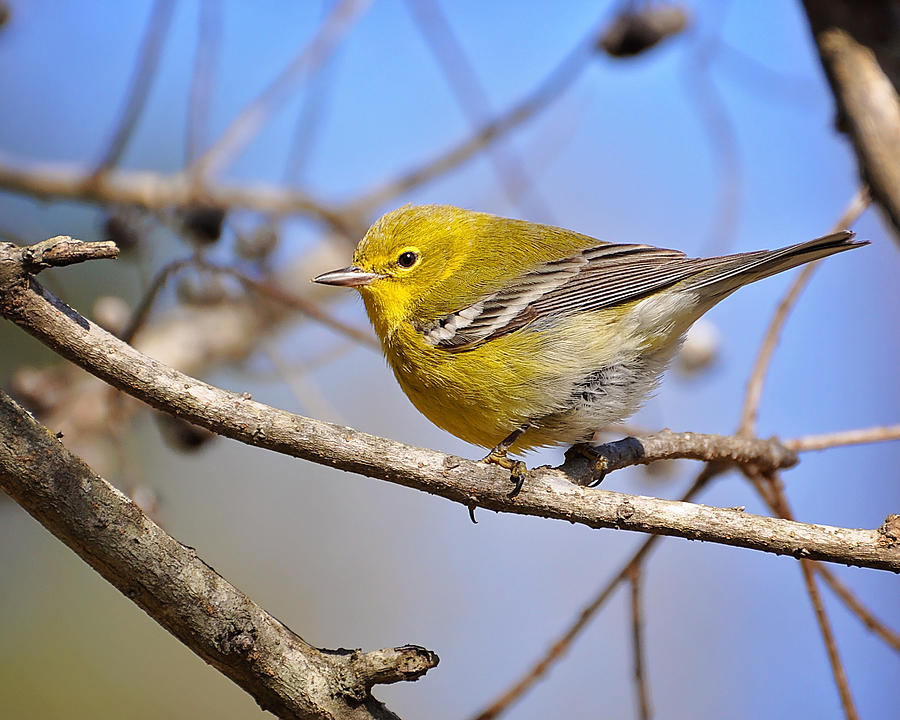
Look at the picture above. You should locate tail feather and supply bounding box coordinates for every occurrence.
[685,230,866,298]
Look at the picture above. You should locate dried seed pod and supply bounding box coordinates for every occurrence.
[102,206,150,253]
[178,204,227,246]
[598,4,688,58]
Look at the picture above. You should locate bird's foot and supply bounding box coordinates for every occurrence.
[565,443,609,487]
[482,449,528,499]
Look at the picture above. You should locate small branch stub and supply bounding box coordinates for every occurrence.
[340,645,440,700]
[878,515,900,546]
[21,236,119,271]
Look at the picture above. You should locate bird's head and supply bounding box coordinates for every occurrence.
[314,205,482,337]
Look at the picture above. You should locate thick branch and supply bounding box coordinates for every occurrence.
[1,240,898,571]
[0,390,436,719]
[803,1,900,239]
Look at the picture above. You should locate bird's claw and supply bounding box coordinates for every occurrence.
[566,444,609,487]
[483,449,528,499]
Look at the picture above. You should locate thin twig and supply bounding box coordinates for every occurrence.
[283,0,342,186]
[785,425,900,452]
[629,565,652,720]
[750,471,859,720]
[470,467,719,720]
[713,39,820,106]
[815,564,900,653]
[800,557,860,720]
[351,7,609,214]
[121,257,195,343]
[92,0,176,174]
[261,339,346,424]
[189,0,372,180]
[684,2,742,254]
[404,0,552,219]
[194,259,379,348]
[738,187,870,435]
[185,0,222,164]
[120,254,378,348]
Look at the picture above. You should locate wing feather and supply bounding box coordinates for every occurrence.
[419,243,739,350]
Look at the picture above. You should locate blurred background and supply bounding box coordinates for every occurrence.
[1,1,898,718]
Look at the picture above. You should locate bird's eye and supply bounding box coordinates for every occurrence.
[397,250,419,268]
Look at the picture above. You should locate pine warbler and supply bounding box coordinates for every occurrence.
[314,205,864,496]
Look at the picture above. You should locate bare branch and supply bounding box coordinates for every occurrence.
[282,0,341,186]
[0,389,435,719]
[683,5,742,253]
[785,425,900,452]
[803,1,900,240]
[799,556,860,720]
[470,468,719,720]
[121,256,195,343]
[1,240,898,571]
[351,9,606,214]
[629,566,652,720]
[195,258,379,349]
[753,471,860,720]
[738,188,870,435]
[189,0,373,180]
[576,430,797,477]
[815,564,900,654]
[404,0,552,218]
[119,255,378,349]
[92,0,176,174]
[0,158,352,235]
[185,0,222,163]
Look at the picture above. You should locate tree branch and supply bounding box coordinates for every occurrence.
[0,389,437,719]
[189,0,372,181]
[1,238,898,572]
[785,425,900,453]
[470,467,718,720]
[802,1,900,240]
[576,429,797,475]
[91,0,175,175]
[0,158,353,235]
[628,565,652,720]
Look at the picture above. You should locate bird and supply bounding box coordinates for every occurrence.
[314,204,864,497]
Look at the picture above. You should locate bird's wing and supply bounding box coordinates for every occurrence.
[417,243,731,351]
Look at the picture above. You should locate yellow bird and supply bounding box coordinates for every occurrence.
[314,205,863,496]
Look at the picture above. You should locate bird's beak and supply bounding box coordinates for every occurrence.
[312,266,384,287]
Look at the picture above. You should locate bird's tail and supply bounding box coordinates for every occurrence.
[684,230,867,300]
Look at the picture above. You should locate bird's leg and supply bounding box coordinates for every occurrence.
[482,425,529,499]
[565,443,609,488]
